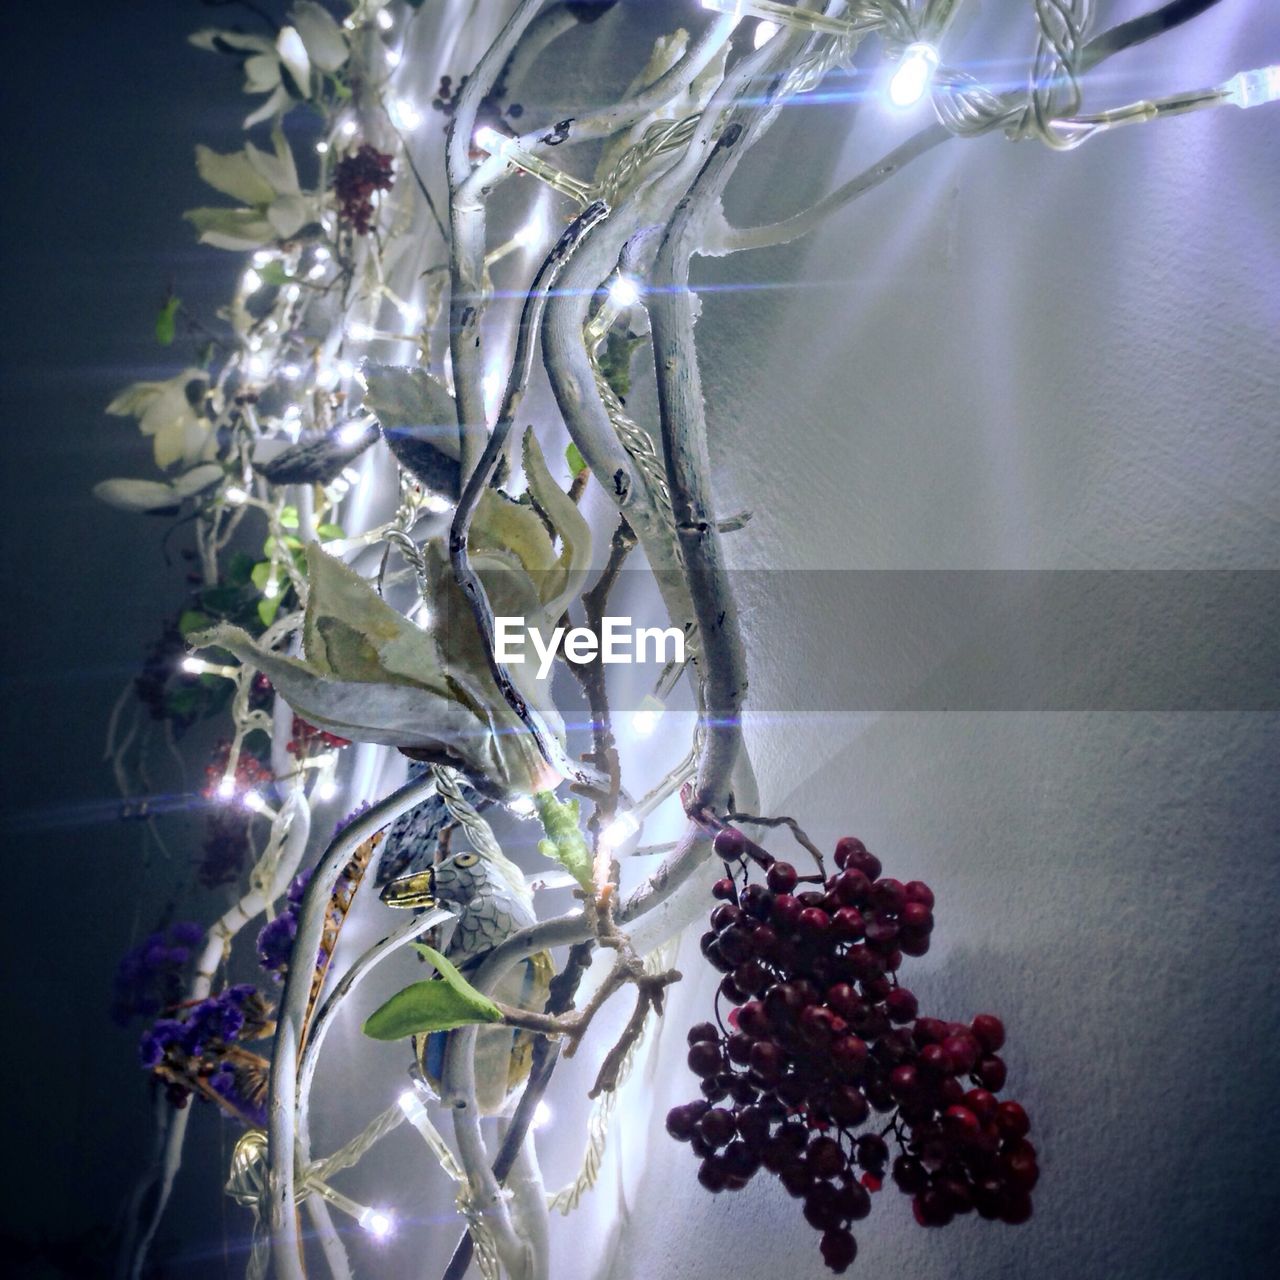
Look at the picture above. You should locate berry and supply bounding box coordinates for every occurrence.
[820,1229,857,1274]
[713,827,746,859]
[767,861,798,893]
[971,1014,1006,1052]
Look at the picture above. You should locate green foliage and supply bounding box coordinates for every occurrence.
[597,329,646,400]
[362,944,504,1040]
[533,790,594,892]
[565,441,587,477]
[155,295,181,346]
[258,261,291,288]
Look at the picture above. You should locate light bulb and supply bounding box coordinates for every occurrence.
[399,301,423,326]
[422,492,452,515]
[282,402,302,422]
[1223,65,1280,109]
[376,8,393,31]
[182,656,204,675]
[608,275,641,308]
[224,485,249,506]
[473,125,508,155]
[398,1089,426,1122]
[314,247,331,263]
[513,211,545,248]
[386,48,402,68]
[348,320,375,341]
[389,98,422,131]
[359,1208,393,1238]
[307,262,325,280]
[533,1100,552,1129]
[888,42,938,108]
[217,776,236,799]
[316,139,330,155]
[600,810,640,852]
[282,363,302,378]
[508,795,536,818]
[482,371,502,406]
[337,359,356,381]
[630,695,665,737]
[242,268,263,294]
[243,789,270,815]
[336,419,371,447]
[315,775,337,802]
[753,19,779,47]
[245,353,271,380]
[262,576,280,600]
[283,284,301,303]
[252,250,273,267]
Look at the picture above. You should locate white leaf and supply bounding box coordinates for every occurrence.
[275,25,311,98]
[195,145,275,204]
[291,1,348,72]
[244,84,292,129]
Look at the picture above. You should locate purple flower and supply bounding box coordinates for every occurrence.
[333,800,370,836]
[285,869,313,908]
[171,921,205,946]
[257,912,298,978]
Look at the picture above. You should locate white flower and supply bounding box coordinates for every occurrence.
[106,369,212,470]
[94,465,224,514]
[184,131,316,251]
[191,4,348,128]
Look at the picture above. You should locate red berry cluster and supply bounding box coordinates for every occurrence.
[286,715,351,758]
[332,144,394,234]
[666,831,1037,1273]
[200,742,273,802]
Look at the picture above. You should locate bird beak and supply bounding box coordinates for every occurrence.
[379,867,436,909]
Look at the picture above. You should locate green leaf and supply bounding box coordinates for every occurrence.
[280,505,300,529]
[258,261,291,287]
[316,522,345,541]
[226,551,256,587]
[362,944,504,1040]
[250,561,272,591]
[178,609,211,638]
[258,594,283,628]
[565,441,586,476]
[533,790,594,892]
[155,296,181,346]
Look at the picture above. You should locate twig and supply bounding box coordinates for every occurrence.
[724,810,827,875]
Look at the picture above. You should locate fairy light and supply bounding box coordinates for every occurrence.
[262,572,280,600]
[242,268,263,294]
[281,362,302,378]
[753,19,779,48]
[340,119,357,138]
[284,284,301,303]
[181,656,239,680]
[599,809,640,853]
[336,358,357,382]
[533,1100,552,1130]
[242,789,274,817]
[509,795,536,818]
[348,320,375,341]
[308,1177,394,1238]
[422,492,452,515]
[314,246,331,263]
[473,126,594,205]
[315,139,330,155]
[216,775,236,799]
[586,274,642,346]
[630,694,665,737]
[389,98,423,131]
[482,371,502,409]
[224,485,249,506]
[252,250,272,267]
[699,0,878,39]
[1222,65,1280,109]
[386,47,402,68]
[245,352,271,380]
[361,1209,394,1239]
[376,8,393,30]
[314,772,338,802]
[398,1089,466,1180]
[888,43,939,109]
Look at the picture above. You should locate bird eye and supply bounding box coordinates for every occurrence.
[454,853,479,867]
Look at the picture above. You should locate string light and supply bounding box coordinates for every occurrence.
[397,1090,465,1181]
[181,656,239,679]
[389,98,423,131]
[216,775,236,799]
[586,274,642,346]
[314,247,331,263]
[508,795,536,818]
[241,268,263,294]
[599,809,640,853]
[348,321,376,341]
[309,1177,395,1238]
[1223,65,1280,109]
[699,0,879,39]
[336,418,373,447]
[421,492,452,515]
[376,8,393,31]
[482,370,502,408]
[224,485,249,506]
[245,352,271,380]
[630,695,665,737]
[315,139,330,155]
[888,43,938,109]
[340,119,357,138]
[336,358,357,381]
[386,48,402,68]
[251,250,273,267]
[242,790,274,817]
[473,126,594,205]
[753,20,779,48]
[533,1100,552,1130]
